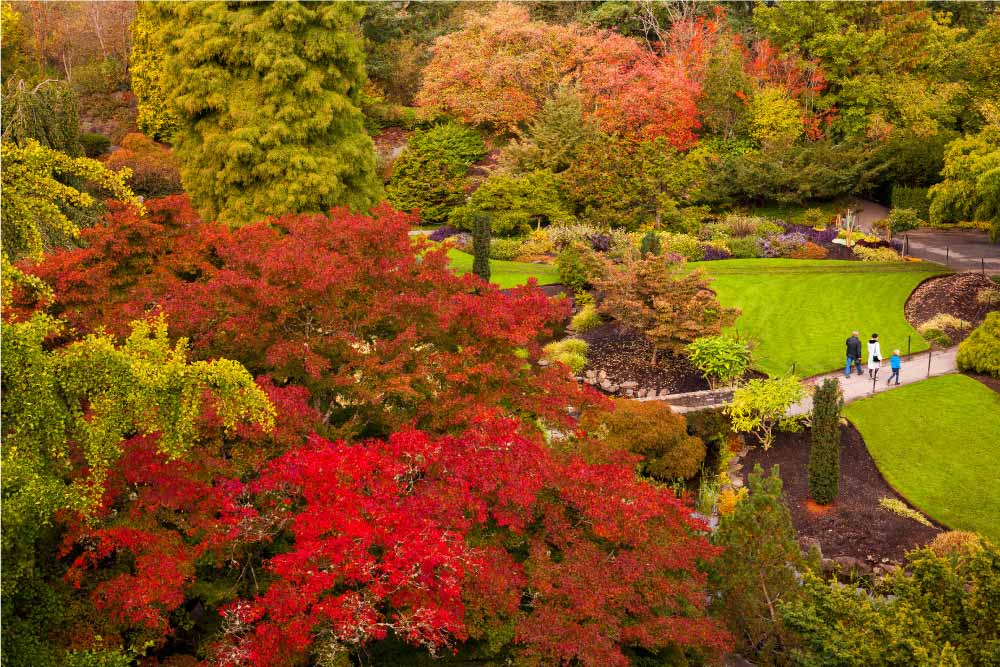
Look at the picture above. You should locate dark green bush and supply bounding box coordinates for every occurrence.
[386,122,486,224]
[556,242,596,293]
[640,230,662,256]
[450,170,574,237]
[472,213,491,282]
[887,207,922,233]
[957,312,1000,377]
[890,185,930,222]
[808,378,842,505]
[78,133,111,158]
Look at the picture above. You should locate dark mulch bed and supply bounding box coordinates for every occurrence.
[742,424,941,562]
[905,272,999,343]
[578,322,709,394]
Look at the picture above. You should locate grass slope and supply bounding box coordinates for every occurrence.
[844,374,1000,540]
[448,249,560,289]
[697,259,949,377]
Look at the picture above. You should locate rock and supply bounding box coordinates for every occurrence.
[830,555,872,575]
[798,536,823,560]
[584,378,596,385]
[598,370,608,380]
[599,380,615,392]
[585,370,597,380]
[728,463,743,474]
[731,476,744,489]
[625,389,635,397]
[620,380,639,389]
[537,359,550,367]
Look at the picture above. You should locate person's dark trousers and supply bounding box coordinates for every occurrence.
[869,367,879,380]
[888,368,900,385]
[845,356,862,377]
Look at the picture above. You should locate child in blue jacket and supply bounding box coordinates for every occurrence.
[887,349,902,385]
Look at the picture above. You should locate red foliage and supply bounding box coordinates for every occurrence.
[741,39,830,140]
[23,197,597,436]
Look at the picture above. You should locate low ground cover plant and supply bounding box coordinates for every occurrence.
[543,338,589,373]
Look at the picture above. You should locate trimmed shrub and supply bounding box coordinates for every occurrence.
[556,242,598,293]
[788,241,829,259]
[853,245,903,262]
[660,232,704,261]
[726,236,760,259]
[79,132,111,157]
[581,399,706,481]
[686,335,751,388]
[570,304,602,332]
[489,237,525,260]
[808,378,842,505]
[472,214,491,281]
[887,207,922,233]
[957,311,1000,377]
[921,328,952,347]
[543,338,588,374]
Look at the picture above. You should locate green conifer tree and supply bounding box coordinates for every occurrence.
[147,1,381,225]
[808,377,843,504]
[640,230,662,256]
[472,213,491,282]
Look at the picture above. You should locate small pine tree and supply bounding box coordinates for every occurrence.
[808,377,843,504]
[640,230,662,257]
[472,213,491,282]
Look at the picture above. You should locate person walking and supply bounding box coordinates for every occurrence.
[867,333,882,380]
[845,330,863,377]
[887,349,902,385]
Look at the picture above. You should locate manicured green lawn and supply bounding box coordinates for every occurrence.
[696,259,949,377]
[844,374,1000,541]
[448,249,560,289]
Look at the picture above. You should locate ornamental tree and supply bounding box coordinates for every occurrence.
[595,254,739,365]
[686,335,753,388]
[416,3,583,131]
[725,376,807,449]
[1,139,140,260]
[929,118,1000,243]
[145,2,380,225]
[21,198,597,437]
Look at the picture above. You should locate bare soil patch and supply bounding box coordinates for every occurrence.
[742,424,940,562]
[905,272,999,343]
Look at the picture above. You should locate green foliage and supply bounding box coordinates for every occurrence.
[582,400,706,481]
[887,207,922,233]
[639,230,662,257]
[685,335,752,388]
[1,139,140,260]
[660,232,705,261]
[929,120,1000,243]
[1,78,81,155]
[711,465,804,663]
[852,245,903,262]
[782,540,1000,667]
[726,376,807,449]
[957,312,1000,377]
[543,338,588,374]
[879,497,933,527]
[148,2,380,225]
[78,132,111,158]
[748,85,803,146]
[891,185,931,221]
[130,2,181,142]
[489,237,525,261]
[472,213,491,282]
[502,85,598,174]
[387,122,486,225]
[570,304,602,333]
[0,312,274,598]
[808,378,842,505]
[725,236,761,259]
[556,242,597,293]
[451,170,574,237]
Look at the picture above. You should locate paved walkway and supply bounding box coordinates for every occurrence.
[899,229,1000,275]
[852,198,889,233]
[789,346,959,415]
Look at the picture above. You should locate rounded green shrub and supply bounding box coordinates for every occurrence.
[78,132,111,158]
[489,237,525,260]
[570,304,602,332]
[957,312,1000,377]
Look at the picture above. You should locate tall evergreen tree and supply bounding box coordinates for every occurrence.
[130,1,180,143]
[808,377,843,504]
[472,212,491,283]
[146,1,380,225]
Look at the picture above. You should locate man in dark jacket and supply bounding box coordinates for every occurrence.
[845,331,862,377]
